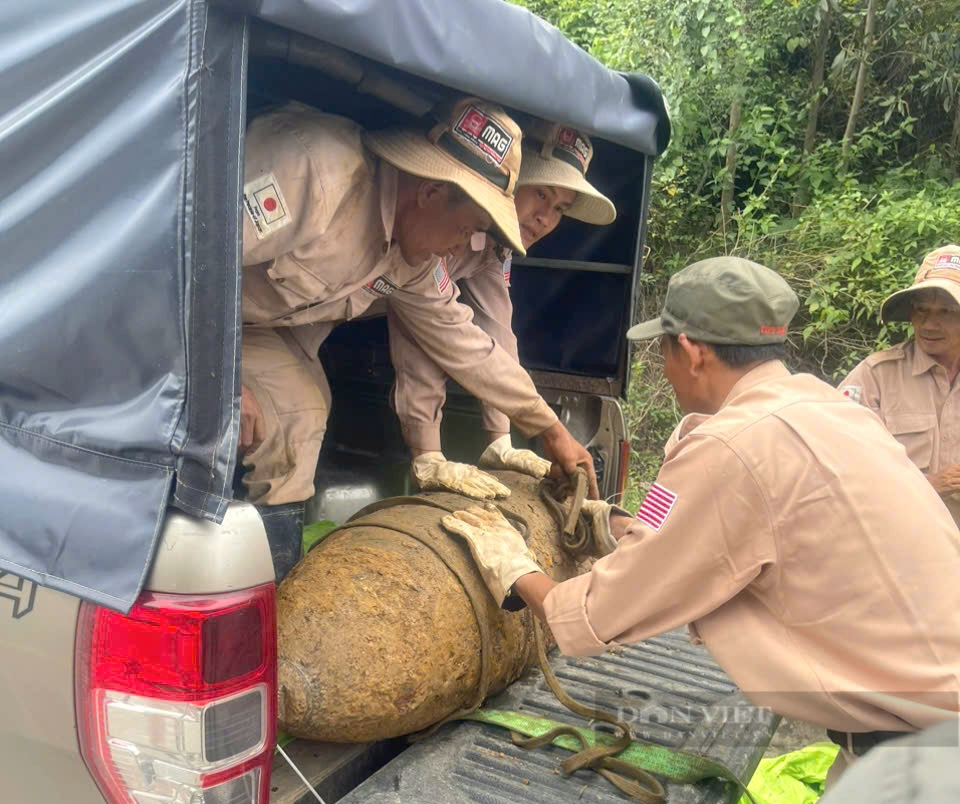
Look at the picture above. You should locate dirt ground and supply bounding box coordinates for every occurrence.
[765,717,831,756]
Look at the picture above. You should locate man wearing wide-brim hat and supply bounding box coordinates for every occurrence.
[386,122,617,500]
[238,97,599,571]
[438,257,960,781]
[840,244,960,525]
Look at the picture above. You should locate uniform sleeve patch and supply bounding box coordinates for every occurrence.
[243,173,291,240]
[502,255,512,284]
[635,483,678,532]
[434,259,451,293]
[839,385,862,403]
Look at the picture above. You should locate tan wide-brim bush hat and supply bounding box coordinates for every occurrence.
[519,122,616,226]
[880,244,960,323]
[364,97,526,255]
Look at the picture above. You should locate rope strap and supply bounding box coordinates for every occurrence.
[465,620,757,804]
[325,481,756,804]
[538,468,596,558]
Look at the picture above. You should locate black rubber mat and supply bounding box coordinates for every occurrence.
[338,630,779,804]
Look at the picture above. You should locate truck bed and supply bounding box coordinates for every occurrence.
[274,630,778,804]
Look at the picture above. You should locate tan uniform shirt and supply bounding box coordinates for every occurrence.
[240,103,556,436]
[544,361,960,732]
[841,340,960,524]
[388,240,517,450]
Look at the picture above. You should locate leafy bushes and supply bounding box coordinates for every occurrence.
[511,0,960,494]
[785,178,960,377]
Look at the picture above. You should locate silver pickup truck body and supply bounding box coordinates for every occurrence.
[0,1,680,802]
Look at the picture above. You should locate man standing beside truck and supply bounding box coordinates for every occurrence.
[237,97,599,564]
[440,257,960,779]
[387,123,617,499]
[839,244,960,526]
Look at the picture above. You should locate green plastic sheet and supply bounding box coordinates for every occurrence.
[302,520,338,553]
[738,742,839,804]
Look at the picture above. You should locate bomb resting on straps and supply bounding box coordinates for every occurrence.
[276,470,594,742]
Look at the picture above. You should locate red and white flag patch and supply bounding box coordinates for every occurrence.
[502,255,512,284]
[839,385,862,403]
[434,259,451,294]
[635,483,678,532]
[243,172,291,241]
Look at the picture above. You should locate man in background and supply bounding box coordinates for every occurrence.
[387,124,616,499]
[840,244,960,525]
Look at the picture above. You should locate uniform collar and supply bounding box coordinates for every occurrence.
[719,360,791,410]
[377,161,435,271]
[379,161,399,244]
[469,232,512,261]
[907,339,941,378]
[666,361,789,452]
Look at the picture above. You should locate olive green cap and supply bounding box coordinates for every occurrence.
[627,257,799,344]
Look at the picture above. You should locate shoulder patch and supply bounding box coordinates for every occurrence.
[502,255,512,284]
[243,173,291,240]
[863,345,907,367]
[433,259,451,294]
[635,483,678,532]
[838,385,863,403]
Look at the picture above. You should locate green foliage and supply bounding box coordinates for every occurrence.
[511,0,959,500]
[781,177,960,377]
[622,342,681,509]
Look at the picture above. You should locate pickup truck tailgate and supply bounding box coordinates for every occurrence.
[337,630,778,804]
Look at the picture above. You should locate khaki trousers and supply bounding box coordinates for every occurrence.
[240,327,331,505]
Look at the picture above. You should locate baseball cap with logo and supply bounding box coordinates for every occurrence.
[627,257,799,344]
[880,245,960,323]
[363,97,525,255]
[518,122,616,225]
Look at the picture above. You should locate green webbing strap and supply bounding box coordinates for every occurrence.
[464,708,757,804]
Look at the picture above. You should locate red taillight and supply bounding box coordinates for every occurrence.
[615,439,631,503]
[75,584,277,804]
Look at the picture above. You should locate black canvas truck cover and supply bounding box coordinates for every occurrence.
[0,0,670,611]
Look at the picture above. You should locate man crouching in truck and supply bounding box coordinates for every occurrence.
[237,97,599,572]
[387,122,616,500]
[440,257,960,784]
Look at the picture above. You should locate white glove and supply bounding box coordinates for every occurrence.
[411,452,511,499]
[581,500,632,558]
[478,435,551,479]
[440,504,541,605]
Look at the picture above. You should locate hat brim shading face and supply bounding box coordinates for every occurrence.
[881,280,960,323]
[626,318,666,341]
[364,129,525,255]
[518,150,616,225]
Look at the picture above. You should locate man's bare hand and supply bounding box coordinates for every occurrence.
[240,384,266,454]
[926,464,960,498]
[538,421,600,499]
